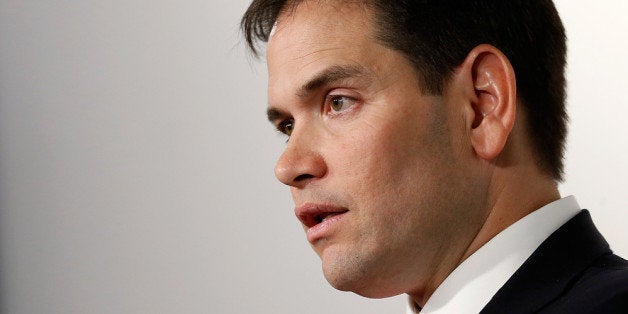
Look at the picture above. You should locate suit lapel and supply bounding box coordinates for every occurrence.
[480,210,611,314]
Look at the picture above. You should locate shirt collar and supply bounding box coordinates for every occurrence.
[406,196,581,314]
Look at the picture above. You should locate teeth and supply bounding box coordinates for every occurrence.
[320,213,338,223]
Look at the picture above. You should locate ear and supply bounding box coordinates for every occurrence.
[458,44,517,161]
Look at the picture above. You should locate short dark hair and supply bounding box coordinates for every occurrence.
[241,0,568,180]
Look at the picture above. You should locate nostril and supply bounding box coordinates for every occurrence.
[294,174,314,182]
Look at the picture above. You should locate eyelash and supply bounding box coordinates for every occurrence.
[274,91,361,138]
[325,94,357,115]
[276,119,294,137]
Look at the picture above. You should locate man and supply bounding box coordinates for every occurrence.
[241,0,628,312]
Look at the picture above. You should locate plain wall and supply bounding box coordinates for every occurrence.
[0,1,626,313]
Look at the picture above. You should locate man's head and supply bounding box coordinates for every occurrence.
[244,0,567,179]
[242,0,567,303]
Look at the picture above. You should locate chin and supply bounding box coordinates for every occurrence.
[321,255,401,299]
[325,274,401,299]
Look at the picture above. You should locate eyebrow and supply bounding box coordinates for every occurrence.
[266,107,285,124]
[267,64,371,123]
[297,64,369,98]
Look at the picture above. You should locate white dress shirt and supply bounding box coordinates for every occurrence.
[406,196,581,314]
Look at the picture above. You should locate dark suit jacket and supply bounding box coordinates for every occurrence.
[481,210,628,313]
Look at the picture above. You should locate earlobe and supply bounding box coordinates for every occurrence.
[464,45,517,161]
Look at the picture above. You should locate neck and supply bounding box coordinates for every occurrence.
[409,164,560,308]
[461,166,560,262]
[409,111,562,307]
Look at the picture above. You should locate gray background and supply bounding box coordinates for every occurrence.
[0,1,626,313]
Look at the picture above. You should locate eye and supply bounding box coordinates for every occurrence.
[277,119,294,136]
[329,96,356,113]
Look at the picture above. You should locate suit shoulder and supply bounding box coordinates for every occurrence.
[542,253,628,313]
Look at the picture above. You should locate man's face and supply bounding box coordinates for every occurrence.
[266,1,489,298]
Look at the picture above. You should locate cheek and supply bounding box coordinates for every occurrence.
[343,112,454,217]
[327,124,398,187]
[323,96,453,204]
[329,123,421,210]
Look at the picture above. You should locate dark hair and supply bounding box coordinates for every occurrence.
[242,0,568,180]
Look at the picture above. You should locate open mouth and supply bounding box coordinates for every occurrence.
[295,203,349,228]
[314,212,345,224]
[296,204,349,243]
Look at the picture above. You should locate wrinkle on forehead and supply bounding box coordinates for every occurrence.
[268,16,376,67]
[296,47,343,61]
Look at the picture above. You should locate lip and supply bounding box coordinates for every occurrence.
[295,203,349,243]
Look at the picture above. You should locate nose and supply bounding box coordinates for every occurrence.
[274,133,327,188]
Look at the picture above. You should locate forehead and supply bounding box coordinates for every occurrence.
[266,1,382,99]
[271,1,373,37]
[270,1,381,62]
